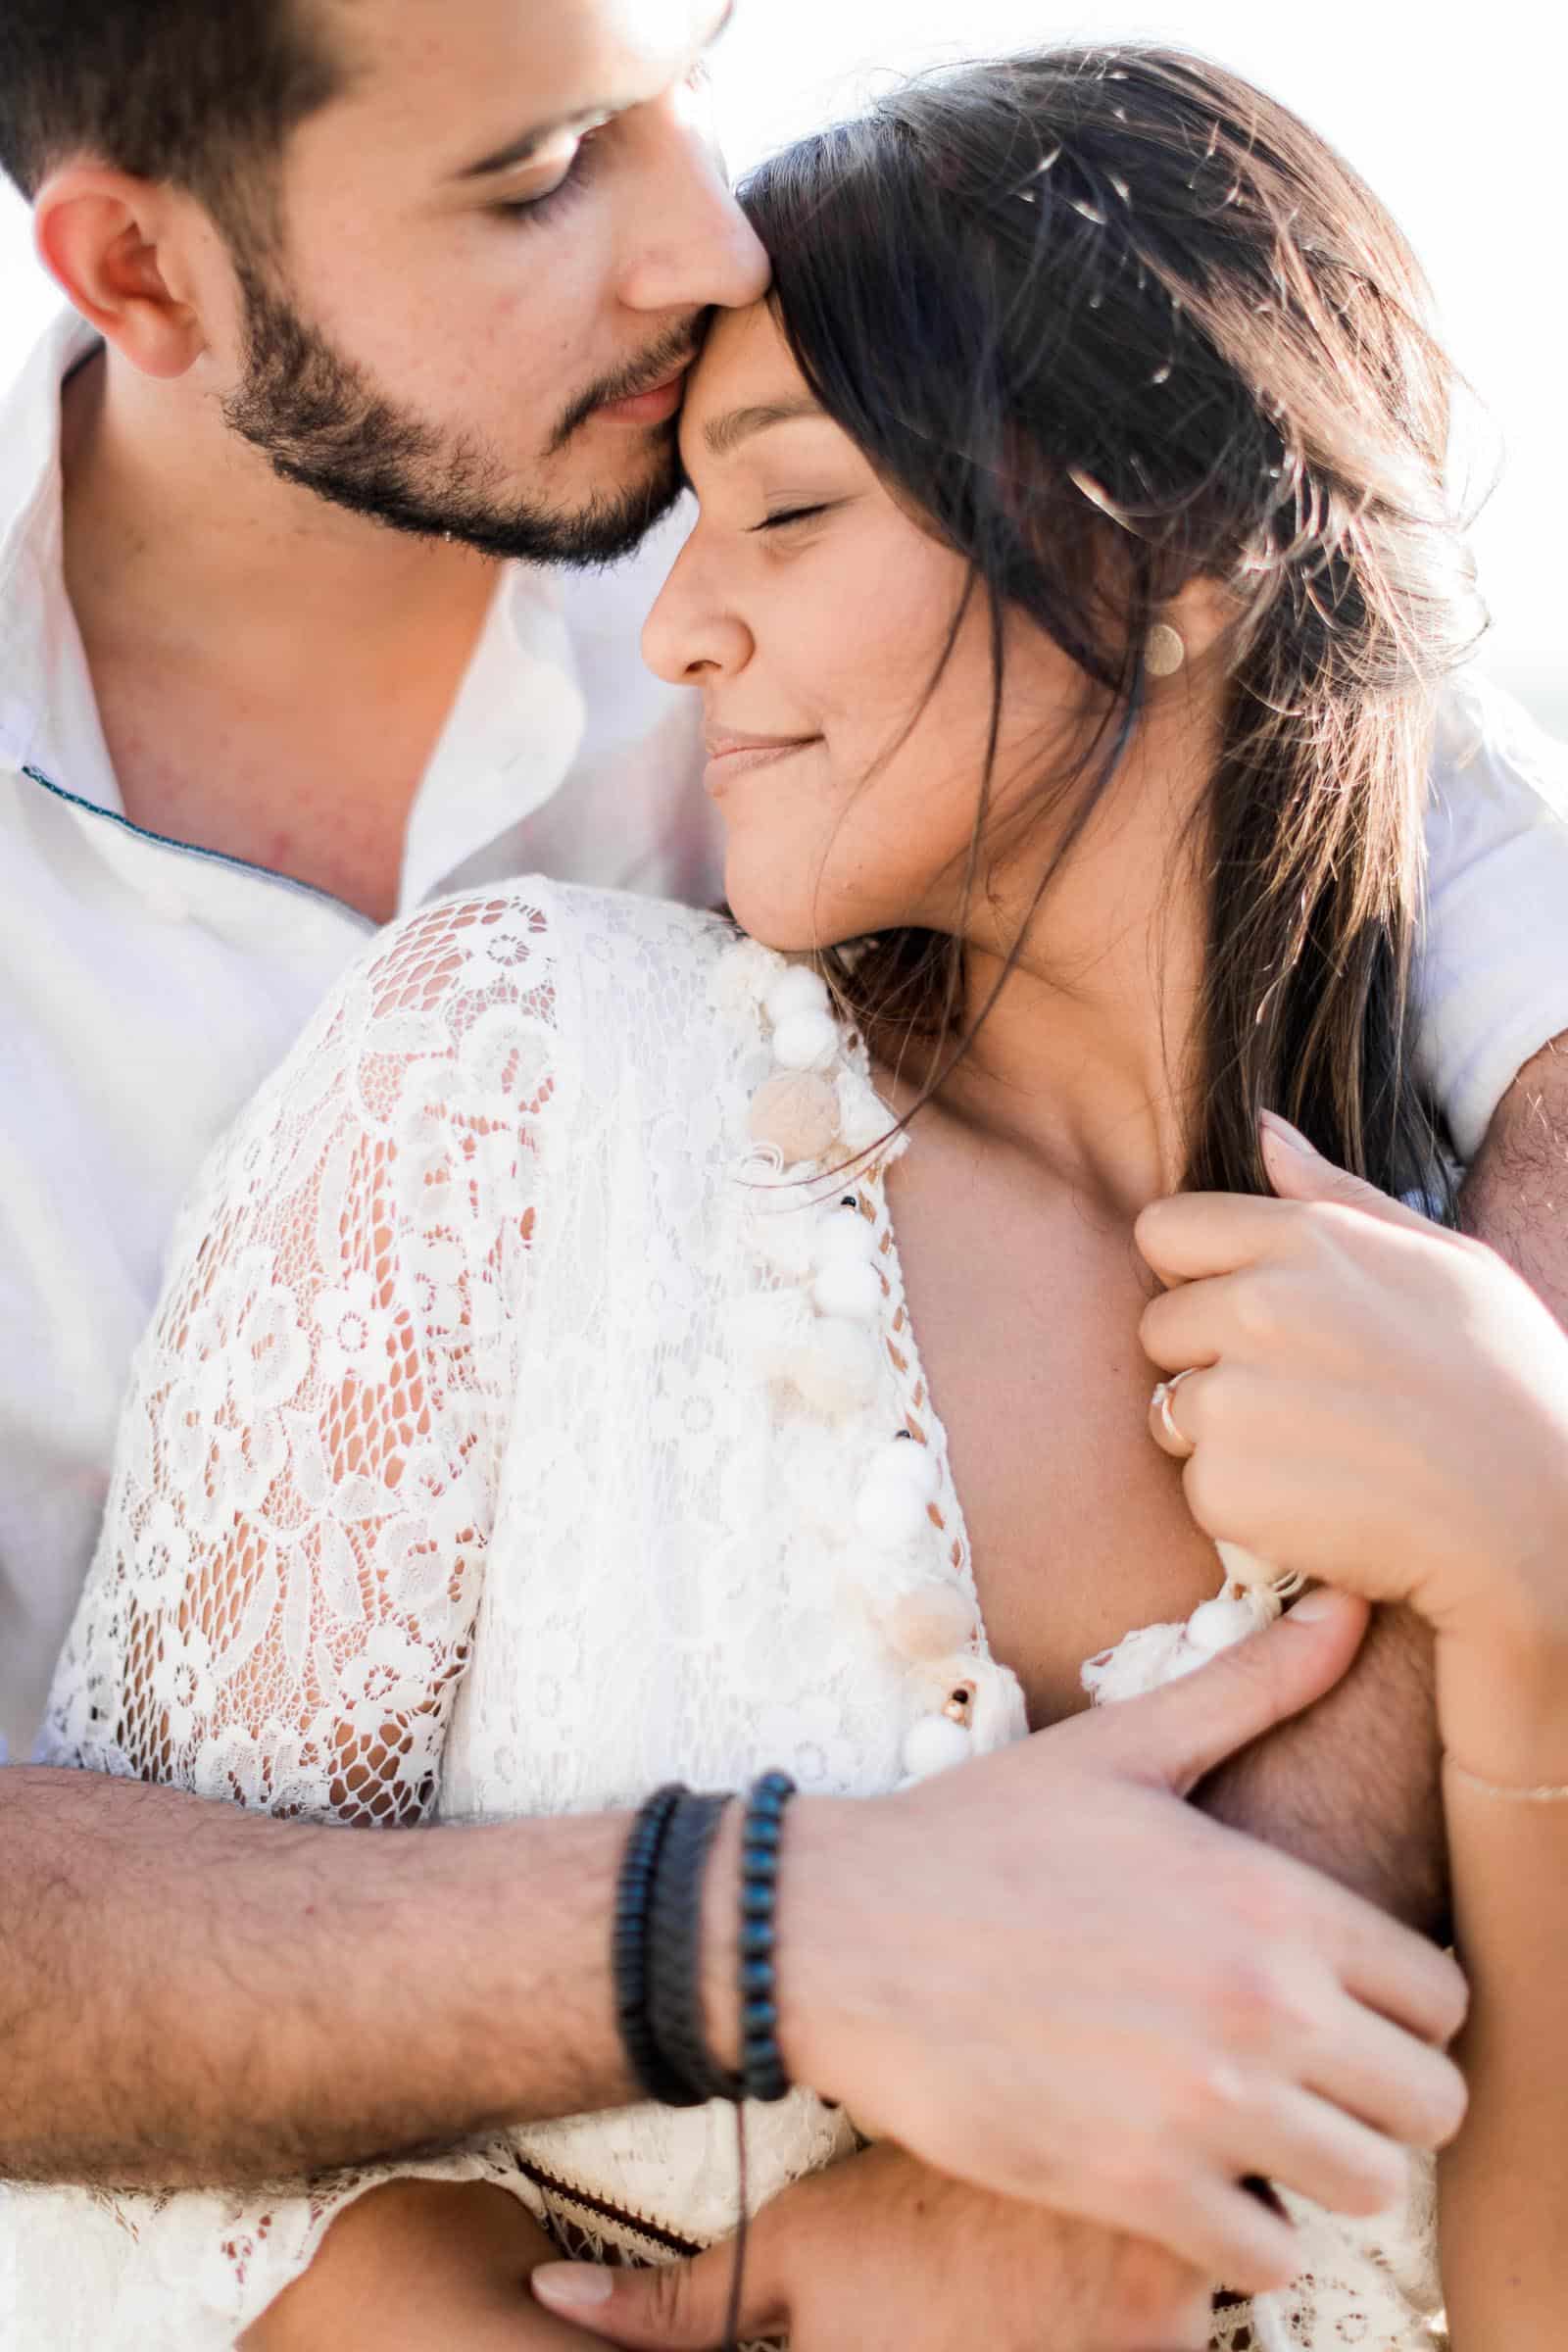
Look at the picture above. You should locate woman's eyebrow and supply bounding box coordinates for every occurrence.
[703,398,825,459]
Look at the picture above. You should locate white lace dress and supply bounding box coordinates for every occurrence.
[12,882,1444,2350]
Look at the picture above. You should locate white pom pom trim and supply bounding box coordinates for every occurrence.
[764,965,832,1027]
[864,1437,941,1500]
[812,1258,884,1322]
[813,1208,879,1267]
[901,1712,974,1781]
[771,1010,841,1072]
[853,1475,934,1550]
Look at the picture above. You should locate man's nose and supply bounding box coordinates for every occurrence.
[619,102,771,317]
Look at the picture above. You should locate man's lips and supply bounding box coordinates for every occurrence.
[595,367,691,426]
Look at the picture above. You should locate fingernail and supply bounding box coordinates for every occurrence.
[1259,1109,1314,1154]
[533,2264,615,2309]
[1291,1586,1345,1623]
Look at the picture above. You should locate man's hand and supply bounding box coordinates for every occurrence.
[533,2144,1213,2352]
[760,1592,1465,2293]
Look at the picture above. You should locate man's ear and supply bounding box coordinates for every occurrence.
[32,165,211,379]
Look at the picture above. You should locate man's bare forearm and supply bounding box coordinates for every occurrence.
[1197,1603,1446,1930]
[1195,1029,1568,1933]
[0,1768,637,2185]
[1458,1034,1568,1323]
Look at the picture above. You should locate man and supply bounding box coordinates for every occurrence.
[0,2,1563,2345]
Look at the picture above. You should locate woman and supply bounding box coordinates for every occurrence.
[15,43,1568,2351]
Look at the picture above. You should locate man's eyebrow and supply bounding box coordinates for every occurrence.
[455,0,738,182]
[457,109,608,180]
[704,397,825,458]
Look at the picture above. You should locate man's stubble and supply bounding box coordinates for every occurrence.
[220,254,690,566]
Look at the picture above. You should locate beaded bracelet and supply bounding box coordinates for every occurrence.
[737,1770,797,2104]
[647,1789,743,2107]
[612,1783,691,2107]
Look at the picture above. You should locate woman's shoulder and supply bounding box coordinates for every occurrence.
[335,877,782,1124]
[156,878,788,1347]
[173,879,789,1264]
[364,877,749,1004]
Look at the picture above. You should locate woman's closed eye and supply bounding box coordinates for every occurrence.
[752,502,840,534]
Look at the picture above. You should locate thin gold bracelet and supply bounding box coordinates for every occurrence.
[1444,1755,1568,1804]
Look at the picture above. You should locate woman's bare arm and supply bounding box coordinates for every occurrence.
[1437,1642,1568,2346]
[1193,1031,1568,1931]
[1437,1037,1568,2333]
[1442,1045,1568,2345]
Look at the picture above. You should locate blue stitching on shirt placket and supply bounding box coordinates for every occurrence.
[18,762,377,930]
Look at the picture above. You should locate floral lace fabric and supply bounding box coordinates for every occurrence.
[18,881,1441,2348]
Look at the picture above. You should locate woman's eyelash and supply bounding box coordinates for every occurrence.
[493,133,603,227]
[753,504,833,533]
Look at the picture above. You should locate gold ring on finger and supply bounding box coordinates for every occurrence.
[1152,1367,1199,1454]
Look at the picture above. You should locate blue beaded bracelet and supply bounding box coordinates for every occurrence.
[737,1771,796,2103]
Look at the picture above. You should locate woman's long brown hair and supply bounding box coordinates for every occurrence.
[740,48,1486,1205]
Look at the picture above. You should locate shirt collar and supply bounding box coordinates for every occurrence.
[0,311,597,910]
[401,563,587,911]
[0,311,122,813]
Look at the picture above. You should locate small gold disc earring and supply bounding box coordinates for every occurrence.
[1146,622,1187,678]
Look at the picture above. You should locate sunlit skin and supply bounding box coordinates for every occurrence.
[247,0,765,513]
[643,301,1230,1219]
[645,299,1243,1728]
[41,0,767,528]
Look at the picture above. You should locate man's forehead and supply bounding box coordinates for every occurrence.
[319,0,730,165]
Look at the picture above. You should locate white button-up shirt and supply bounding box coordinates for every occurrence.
[2,311,1568,1757]
[0,313,719,1751]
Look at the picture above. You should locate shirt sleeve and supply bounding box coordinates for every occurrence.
[1415,673,1568,1164]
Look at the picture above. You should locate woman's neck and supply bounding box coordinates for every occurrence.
[888,745,1211,1222]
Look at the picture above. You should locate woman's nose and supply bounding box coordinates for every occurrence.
[642,544,754,685]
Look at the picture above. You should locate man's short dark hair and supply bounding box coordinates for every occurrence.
[0,0,346,234]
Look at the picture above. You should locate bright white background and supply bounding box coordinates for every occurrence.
[2,1,1561,726]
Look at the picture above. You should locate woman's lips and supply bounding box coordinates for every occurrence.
[595,369,689,426]
[703,736,820,796]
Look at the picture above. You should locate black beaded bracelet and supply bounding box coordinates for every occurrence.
[646,1789,743,2108]
[737,1770,797,2104]
[612,1783,691,2108]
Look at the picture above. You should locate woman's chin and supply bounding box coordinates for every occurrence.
[724,877,819,956]
[722,863,881,958]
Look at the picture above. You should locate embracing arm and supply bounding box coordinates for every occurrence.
[0,1772,639,2183]
[1192,1029,1568,1932]
[2,893,650,2185]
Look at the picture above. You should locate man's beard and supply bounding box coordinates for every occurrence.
[220,259,693,566]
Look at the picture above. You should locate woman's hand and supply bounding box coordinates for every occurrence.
[532,2142,1215,2352]
[1137,1111,1568,1653]
[240,2179,598,2352]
